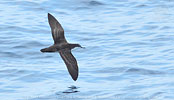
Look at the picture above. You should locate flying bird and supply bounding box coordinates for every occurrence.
[41,13,83,81]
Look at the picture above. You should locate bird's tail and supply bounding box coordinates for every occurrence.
[40,46,57,53]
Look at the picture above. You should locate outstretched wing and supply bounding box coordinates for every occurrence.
[59,49,78,81]
[48,13,67,44]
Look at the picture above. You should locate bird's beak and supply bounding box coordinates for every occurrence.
[81,46,85,49]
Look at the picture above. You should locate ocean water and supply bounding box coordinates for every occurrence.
[0,0,174,100]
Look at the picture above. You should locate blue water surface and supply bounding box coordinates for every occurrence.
[0,0,174,100]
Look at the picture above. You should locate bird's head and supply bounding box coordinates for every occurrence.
[70,44,85,49]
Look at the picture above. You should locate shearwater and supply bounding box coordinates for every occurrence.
[41,13,83,81]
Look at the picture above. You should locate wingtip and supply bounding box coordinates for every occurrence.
[48,13,52,18]
[73,77,78,81]
[72,73,78,81]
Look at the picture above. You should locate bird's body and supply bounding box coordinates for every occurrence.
[41,43,80,52]
[41,13,82,81]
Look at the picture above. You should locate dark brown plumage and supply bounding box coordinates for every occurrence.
[41,13,83,81]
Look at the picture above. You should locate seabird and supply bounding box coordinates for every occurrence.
[41,13,83,81]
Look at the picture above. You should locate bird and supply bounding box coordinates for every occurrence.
[40,13,83,81]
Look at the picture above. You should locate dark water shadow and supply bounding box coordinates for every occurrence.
[62,85,79,94]
[29,85,80,100]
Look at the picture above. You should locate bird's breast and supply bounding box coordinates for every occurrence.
[55,43,70,51]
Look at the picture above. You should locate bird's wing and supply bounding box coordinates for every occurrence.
[48,13,67,44]
[59,49,78,81]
